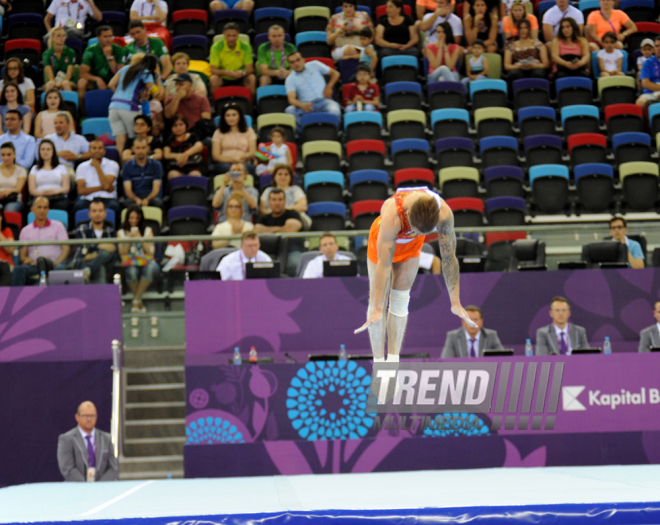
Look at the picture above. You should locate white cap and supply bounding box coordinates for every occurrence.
[641,38,655,48]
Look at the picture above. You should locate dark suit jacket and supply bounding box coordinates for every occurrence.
[535,323,589,355]
[441,328,504,358]
[639,324,660,352]
[57,427,118,482]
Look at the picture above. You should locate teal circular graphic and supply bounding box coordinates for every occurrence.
[186,416,246,445]
[422,413,490,437]
[286,360,373,440]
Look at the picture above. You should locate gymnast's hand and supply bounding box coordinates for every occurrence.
[452,304,478,328]
[354,309,383,334]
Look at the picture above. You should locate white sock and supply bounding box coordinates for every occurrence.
[387,355,400,363]
[374,357,385,363]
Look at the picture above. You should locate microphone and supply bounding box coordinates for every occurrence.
[285,352,297,363]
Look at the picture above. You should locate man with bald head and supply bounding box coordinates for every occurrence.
[57,401,118,482]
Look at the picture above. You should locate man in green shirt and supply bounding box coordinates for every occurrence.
[77,25,124,108]
[124,20,172,79]
[209,22,256,97]
[257,24,297,87]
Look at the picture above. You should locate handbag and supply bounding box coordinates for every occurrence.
[121,242,151,267]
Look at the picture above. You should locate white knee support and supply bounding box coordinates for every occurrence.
[388,289,410,318]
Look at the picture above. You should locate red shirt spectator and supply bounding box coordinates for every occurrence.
[343,82,380,106]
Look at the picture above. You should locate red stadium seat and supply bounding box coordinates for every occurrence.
[485,231,526,248]
[304,57,335,69]
[376,4,412,18]
[393,168,435,189]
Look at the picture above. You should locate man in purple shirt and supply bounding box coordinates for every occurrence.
[12,197,70,286]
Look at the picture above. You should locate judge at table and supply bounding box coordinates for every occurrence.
[442,305,504,358]
[638,300,660,352]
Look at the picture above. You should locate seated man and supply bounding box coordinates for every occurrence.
[164,73,212,132]
[72,198,116,283]
[73,140,121,223]
[257,25,297,87]
[123,21,172,79]
[210,0,254,16]
[209,23,256,95]
[45,0,102,41]
[78,26,125,109]
[254,188,303,276]
[0,110,36,170]
[302,232,352,278]
[45,112,91,177]
[122,137,163,208]
[535,296,589,355]
[441,305,504,357]
[609,215,644,269]
[285,53,341,135]
[12,197,70,286]
[218,231,272,280]
[129,0,168,26]
[639,300,660,352]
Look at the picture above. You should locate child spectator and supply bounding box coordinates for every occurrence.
[256,127,293,177]
[35,89,76,139]
[425,22,462,82]
[343,64,380,112]
[462,39,489,87]
[597,32,625,76]
[637,38,655,89]
[343,28,378,81]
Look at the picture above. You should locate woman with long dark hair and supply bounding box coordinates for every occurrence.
[108,53,161,154]
[424,22,462,82]
[464,0,499,53]
[164,116,204,179]
[212,102,256,175]
[0,58,36,111]
[551,17,591,79]
[0,83,31,133]
[35,88,76,138]
[28,139,71,212]
[375,0,420,59]
[0,142,27,213]
[504,19,549,83]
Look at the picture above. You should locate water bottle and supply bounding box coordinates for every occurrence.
[603,337,612,355]
[233,346,242,365]
[525,339,534,357]
[339,344,347,361]
[249,346,258,363]
[113,273,121,287]
[39,271,47,286]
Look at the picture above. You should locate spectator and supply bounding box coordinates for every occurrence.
[441,305,504,357]
[210,0,254,15]
[637,38,655,89]
[255,127,293,176]
[211,193,254,249]
[209,23,256,95]
[35,89,77,139]
[212,162,258,222]
[638,300,660,352]
[163,116,204,180]
[343,64,380,111]
[254,188,304,276]
[44,0,102,41]
[212,102,257,174]
[163,73,211,131]
[122,115,163,163]
[637,35,660,106]
[0,59,36,113]
[218,231,271,279]
[78,26,125,109]
[542,0,584,43]
[462,39,489,87]
[597,32,625,76]
[117,205,160,313]
[45,112,91,177]
[122,137,163,208]
[130,0,168,26]
[0,83,32,134]
[535,296,588,355]
[72,198,117,283]
[164,53,207,97]
[504,20,550,83]
[12,197,70,287]
[108,54,160,155]
[503,0,538,42]
[0,111,36,170]
[43,27,76,92]
[73,140,121,221]
[0,206,15,282]
[326,0,374,62]
[586,0,636,51]
[0,142,27,213]
[285,54,341,135]
[259,164,309,228]
[424,22,462,82]
[257,25,297,87]
[418,0,463,45]
[28,139,71,212]
[609,216,644,268]
[551,17,590,80]
[124,21,172,79]
[341,29,378,81]
[464,0,499,53]
[500,0,530,18]
[302,233,351,279]
[375,0,421,59]
[0,0,7,17]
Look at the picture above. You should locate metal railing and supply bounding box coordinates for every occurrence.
[111,339,122,460]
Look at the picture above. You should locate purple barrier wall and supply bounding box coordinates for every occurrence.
[0,285,121,487]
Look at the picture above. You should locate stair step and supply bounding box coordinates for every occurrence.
[124,366,184,373]
[126,388,185,403]
[123,349,185,368]
[126,383,186,391]
[119,455,183,474]
[125,418,185,426]
[119,470,184,480]
[125,420,186,439]
[126,371,185,386]
[123,440,184,457]
[125,403,186,420]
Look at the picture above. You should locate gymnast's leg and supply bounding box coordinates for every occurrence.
[367,258,391,362]
[386,256,419,362]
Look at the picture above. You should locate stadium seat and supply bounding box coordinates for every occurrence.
[95,11,126,36]
[604,103,644,138]
[560,105,601,137]
[474,107,514,139]
[9,0,45,14]
[254,8,293,34]
[619,161,659,211]
[598,76,637,108]
[384,82,423,112]
[213,86,252,116]
[171,35,208,62]
[513,78,550,111]
[172,10,209,36]
[376,4,411,17]
[120,206,163,227]
[168,176,208,208]
[574,163,614,213]
[304,171,345,203]
[302,140,342,172]
[6,14,43,41]
[427,81,467,110]
[518,106,557,140]
[304,56,335,69]
[578,0,600,17]
[84,90,113,119]
[256,85,288,115]
[27,210,69,229]
[296,0,331,7]
[213,9,250,34]
[346,140,386,172]
[581,241,629,269]
[556,77,594,108]
[382,55,418,85]
[431,108,470,141]
[394,168,435,190]
[349,170,389,202]
[648,102,660,137]
[537,0,557,19]
[620,0,656,22]
[295,31,331,58]
[470,79,508,111]
[508,239,547,272]
[339,58,359,84]
[484,166,525,199]
[523,134,563,167]
[258,0,292,8]
[301,113,340,143]
[568,133,608,166]
[75,208,116,227]
[4,39,41,69]
[445,197,485,228]
[351,200,384,230]
[485,196,526,226]
[479,136,519,170]
[591,49,628,78]
[391,139,430,170]
[435,138,474,169]
[344,111,382,142]
[168,206,208,236]
[438,167,480,199]
[612,132,652,164]
[529,164,570,214]
[82,118,114,140]
[294,6,331,32]
[41,89,79,111]
[628,22,660,53]
[257,113,296,142]
[387,110,426,141]
[307,202,346,230]
[335,4,372,16]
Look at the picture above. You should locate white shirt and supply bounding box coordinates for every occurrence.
[218,249,272,280]
[47,0,94,28]
[553,324,572,354]
[542,5,584,36]
[302,253,351,279]
[423,12,463,44]
[466,330,480,357]
[44,132,90,167]
[130,0,168,25]
[75,157,119,200]
[597,48,623,72]
[29,164,69,192]
[0,78,35,103]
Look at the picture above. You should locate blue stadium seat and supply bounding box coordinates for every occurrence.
[430,108,470,140]
[591,49,629,78]
[307,201,346,230]
[484,166,525,199]
[295,31,331,58]
[391,138,430,170]
[349,169,389,202]
[213,8,250,34]
[168,205,208,236]
[75,208,116,227]
[171,35,208,62]
[435,137,474,169]
[480,136,519,170]
[254,8,293,34]
[28,210,68,229]
[612,131,652,164]
[518,106,557,139]
[84,90,113,119]
[384,81,423,112]
[512,78,550,110]
[574,163,614,213]
[470,79,508,110]
[427,81,466,110]
[301,112,340,143]
[524,134,563,167]
[168,176,208,208]
[556,77,594,107]
[256,85,289,114]
[560,104,601,137]
[344,111,382,142]
[381,55,418,84]
[304,170,344,203]
[82,118,113,139]
[529,164,570,214]
[485,196,526,226]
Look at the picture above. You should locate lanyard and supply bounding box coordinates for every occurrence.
[599,10,617,34]
[140,0,156,17]
[270,45,289,70]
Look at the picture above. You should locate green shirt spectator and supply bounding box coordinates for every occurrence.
[210,39,254,80]
[82,43,125,84]
[43,46,77,74]
[256,41,297,77]
[123,37,169,65]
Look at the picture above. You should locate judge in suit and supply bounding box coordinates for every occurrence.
[57,401,118,482]
[441,306,504,358]
[535,296,589,355]
[638,300,660,352]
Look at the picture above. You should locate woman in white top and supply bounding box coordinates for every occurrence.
[0,58,36,112]
[259,164,311,229]
[0,142,27,213]
[212,193,254,249]
[34,89,76,138]
[28,139,71,212]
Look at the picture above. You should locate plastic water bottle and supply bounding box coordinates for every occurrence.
[249,346,258,363]
[113,273,121,287]
[233,346,242,365]
[525,339,534,357]
[39,271,47,286]
[339,344,347,361]
[603,337,612,355]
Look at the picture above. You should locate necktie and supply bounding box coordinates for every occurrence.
[85,435,96,467]
[559,332,568,355]
[469,338,476,358]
